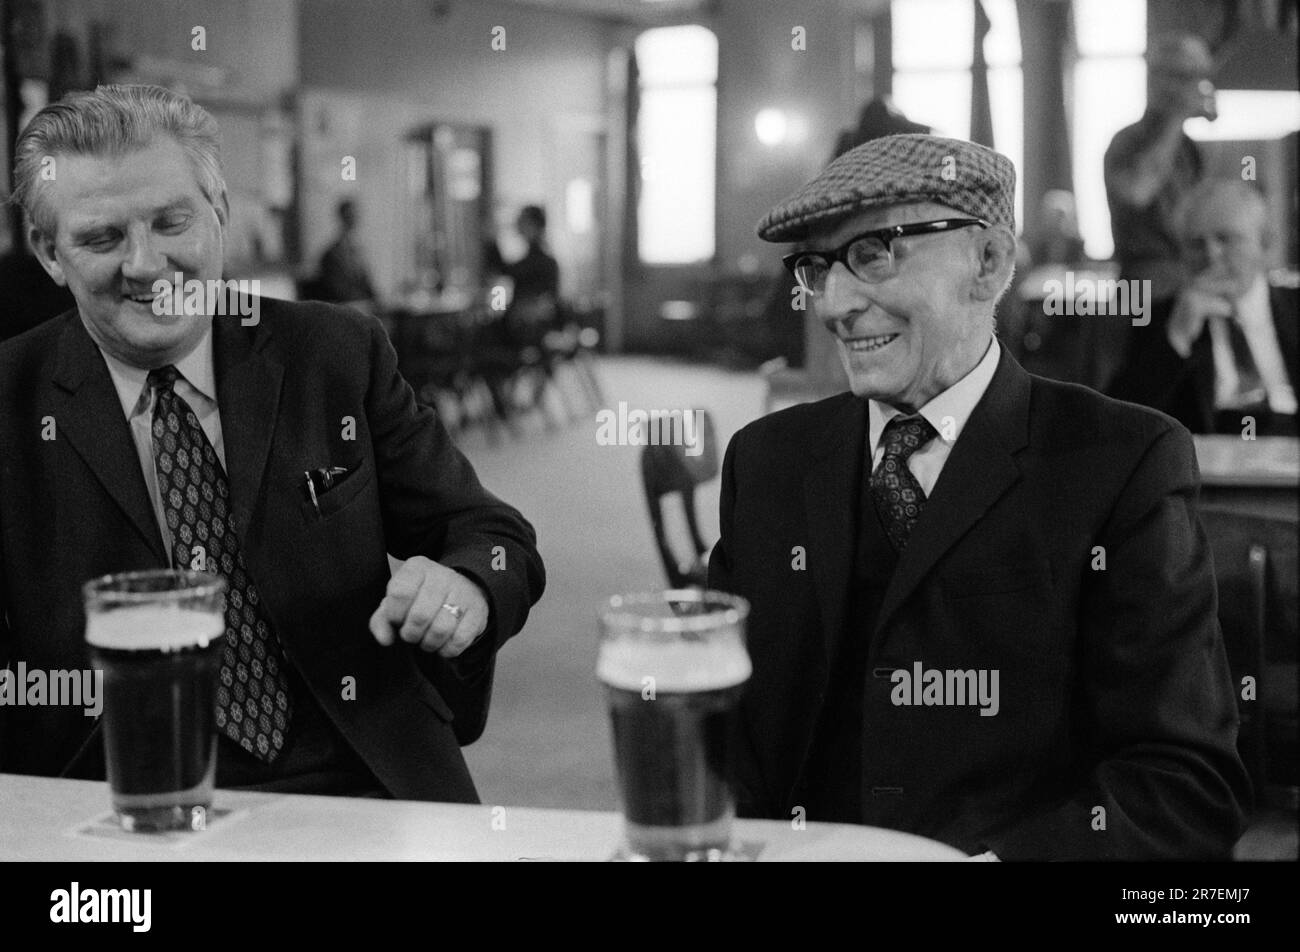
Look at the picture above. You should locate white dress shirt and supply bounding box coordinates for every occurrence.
[96,322,226,560]
[868,337,1002,494]
[1207,274,1296,414]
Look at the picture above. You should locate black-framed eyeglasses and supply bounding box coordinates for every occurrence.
[782,218,990,294]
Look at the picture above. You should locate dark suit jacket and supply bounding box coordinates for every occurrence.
[0,299,545,802]
[1110,284,1299,433]
[708,347,1250,859]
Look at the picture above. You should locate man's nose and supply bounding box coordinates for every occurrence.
[120,226,167,279]
[1202,237,1229,265]
[817,262,866,332]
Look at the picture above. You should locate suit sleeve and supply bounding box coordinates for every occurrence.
[362,316,546,736]
[1109,306,1208,414]
[987,423,1251,860]
[706,431,738,597]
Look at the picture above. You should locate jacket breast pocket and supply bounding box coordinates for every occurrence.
[298,455,374,522]
[942,557,1053,599]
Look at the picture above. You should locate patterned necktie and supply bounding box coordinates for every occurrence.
[870,414,938,553]
[1216,312,1267,408]
[148,365,293,762]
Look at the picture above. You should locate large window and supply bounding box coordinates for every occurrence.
[1071,0,1146,259]
[635,25,718,265]
[891,0,1024,229]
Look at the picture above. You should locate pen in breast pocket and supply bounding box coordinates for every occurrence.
[304,466,351,514]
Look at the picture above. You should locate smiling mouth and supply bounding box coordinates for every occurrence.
[122,291,165,311]
[842,333,899,353]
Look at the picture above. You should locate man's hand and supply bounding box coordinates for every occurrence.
[1167,278,1235,357]
[368,556,490,658]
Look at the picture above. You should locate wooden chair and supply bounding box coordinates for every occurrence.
[640,409,719,589]
[1199,506,1299,859]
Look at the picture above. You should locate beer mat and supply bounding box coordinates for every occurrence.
[604,840,765,862]
[69,805,253,848]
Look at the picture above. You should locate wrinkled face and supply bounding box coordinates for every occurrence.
[1180,192,1269,299]
[806,202,994,412]
[30,136,227,369]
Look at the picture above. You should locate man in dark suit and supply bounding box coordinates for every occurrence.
[1110,178,1298,437]
[708,134,1249,860]
[0,85,544,800]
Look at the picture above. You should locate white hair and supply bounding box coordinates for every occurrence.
[12,84,226,238]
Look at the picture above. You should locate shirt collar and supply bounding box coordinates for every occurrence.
[96,322,218,420]
[869,337,1001,455]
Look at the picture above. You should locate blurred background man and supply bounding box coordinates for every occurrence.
[1111,178,1297,436]
[1105,33,1217,300]
[314,198,378,309]
[484,204,560,307]
[1097,33,1218,392]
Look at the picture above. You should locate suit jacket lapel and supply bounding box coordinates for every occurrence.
[803,395,867,661]
[212,311,283,547]
[50,316,167,562]
[873,347,1031,644]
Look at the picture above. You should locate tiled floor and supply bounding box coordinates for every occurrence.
[450,356,768,811]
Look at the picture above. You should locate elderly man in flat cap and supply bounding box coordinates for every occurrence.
[708,134,1249,860]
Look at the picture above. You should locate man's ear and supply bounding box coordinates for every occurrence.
[27,225,67,286]
[970,226,1017,303]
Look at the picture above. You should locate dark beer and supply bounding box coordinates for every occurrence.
[598,590,751,861]
[85,593,226,832]
[606,684,744,860]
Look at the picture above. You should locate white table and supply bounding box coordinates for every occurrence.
[0,773,965,862]
[1193,435,1299,489]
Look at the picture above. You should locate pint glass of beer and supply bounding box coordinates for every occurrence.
[83,570,227,832]
[598,589,751,861]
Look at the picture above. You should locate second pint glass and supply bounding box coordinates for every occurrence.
[598,590,751,861]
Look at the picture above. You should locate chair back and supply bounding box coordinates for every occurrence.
[1200,505,1299,807]
[639,409,718,588]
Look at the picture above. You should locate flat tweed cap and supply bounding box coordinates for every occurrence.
[758,134,1016,243]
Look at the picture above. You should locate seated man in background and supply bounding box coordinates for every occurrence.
[1111,178,1297,437]
[483,204,560,308]
[0,85,545,799]
[708,133,1249,860]
[316,198,379,308]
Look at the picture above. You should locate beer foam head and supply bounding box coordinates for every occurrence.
[597,627,752,692]
[86,605,226,652]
